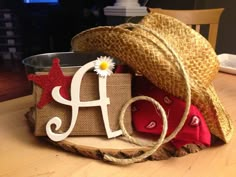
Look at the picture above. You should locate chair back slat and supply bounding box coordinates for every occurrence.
[148,8,224,49]
[195,25,201,33]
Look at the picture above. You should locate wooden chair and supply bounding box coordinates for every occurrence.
[148,8,224,49]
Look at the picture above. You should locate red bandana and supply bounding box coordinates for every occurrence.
[132,76,211,148]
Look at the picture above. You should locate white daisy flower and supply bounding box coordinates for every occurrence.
[94,56,115,77]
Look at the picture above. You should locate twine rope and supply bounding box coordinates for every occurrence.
[104,23,192,165]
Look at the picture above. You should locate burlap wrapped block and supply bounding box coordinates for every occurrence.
[33,73,133,136]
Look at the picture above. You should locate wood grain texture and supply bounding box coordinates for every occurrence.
[25,107,205,162]
[0,72,235,177]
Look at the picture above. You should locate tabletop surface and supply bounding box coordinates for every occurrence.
[0,72,236,177]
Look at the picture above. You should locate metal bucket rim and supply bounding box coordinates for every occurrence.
[22,51,95,69]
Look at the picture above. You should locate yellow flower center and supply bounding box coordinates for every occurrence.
[100,61,109,70]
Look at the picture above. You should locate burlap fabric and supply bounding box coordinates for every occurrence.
[71,12,234,143]
[34,73,133,136]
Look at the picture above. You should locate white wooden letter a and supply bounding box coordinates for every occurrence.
[46,60,122,141]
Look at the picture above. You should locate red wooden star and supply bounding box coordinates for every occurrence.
[28,58,72,109]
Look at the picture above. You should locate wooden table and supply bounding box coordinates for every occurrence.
[0,72,236,177]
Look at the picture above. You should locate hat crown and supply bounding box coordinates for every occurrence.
[137,12,219,88]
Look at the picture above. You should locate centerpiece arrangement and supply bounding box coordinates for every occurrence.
[24,12,234,165]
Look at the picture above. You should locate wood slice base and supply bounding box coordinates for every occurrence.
[25,108,207,163]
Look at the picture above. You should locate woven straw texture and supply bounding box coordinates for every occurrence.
[71,12,234,143]
[34,73,133,136]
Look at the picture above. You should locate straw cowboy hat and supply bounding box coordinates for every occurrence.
[71,12,234,143]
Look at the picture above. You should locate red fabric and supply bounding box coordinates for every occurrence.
[115,65,132,73]
[28,58,72,109]
[132,76,211,148]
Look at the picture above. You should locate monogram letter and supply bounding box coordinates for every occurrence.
[46,60,122,142]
